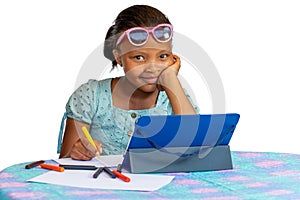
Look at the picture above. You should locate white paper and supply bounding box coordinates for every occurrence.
[54,154,123,167]
[28,170,174,191]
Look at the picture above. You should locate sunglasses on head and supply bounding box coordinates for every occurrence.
[116,23,173,47]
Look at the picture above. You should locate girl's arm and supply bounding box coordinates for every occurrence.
[158,55,197,115]
[59,118,102,160]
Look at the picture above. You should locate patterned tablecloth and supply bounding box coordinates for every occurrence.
[1,151,300,200]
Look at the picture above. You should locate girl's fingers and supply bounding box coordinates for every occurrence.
[94,140,103,154]
[80,138,98,155]
[171,55,181,71]
[70,139,95,160]
[70,148,93,160]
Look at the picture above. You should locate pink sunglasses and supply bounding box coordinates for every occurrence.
[116,23,173,46]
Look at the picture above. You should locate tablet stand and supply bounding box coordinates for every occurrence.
[123,145,233,173]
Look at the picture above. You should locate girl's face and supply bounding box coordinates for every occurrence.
[114,34,174,93]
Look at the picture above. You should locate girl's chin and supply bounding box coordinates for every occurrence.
[138,84,157,93]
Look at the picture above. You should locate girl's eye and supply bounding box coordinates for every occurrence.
[134,55,144,61]
[159,54,168,59]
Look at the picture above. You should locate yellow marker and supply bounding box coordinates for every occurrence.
[81,126,100,158]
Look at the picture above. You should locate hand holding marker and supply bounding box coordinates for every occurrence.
[81,126,101,159]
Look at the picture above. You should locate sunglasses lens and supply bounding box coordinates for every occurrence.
[154,26,172,42]
[129,30,148,45]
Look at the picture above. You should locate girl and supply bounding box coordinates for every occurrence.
[58,5,199,160]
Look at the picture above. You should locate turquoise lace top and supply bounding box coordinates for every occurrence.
[57,78,199,155]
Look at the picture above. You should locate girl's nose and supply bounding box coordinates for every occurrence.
[144,60,164,72]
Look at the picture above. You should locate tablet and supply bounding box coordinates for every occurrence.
[127,113,240,149]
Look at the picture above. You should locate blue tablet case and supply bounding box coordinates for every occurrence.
[122,113,240,173]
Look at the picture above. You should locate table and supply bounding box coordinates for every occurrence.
[1,151,300,200]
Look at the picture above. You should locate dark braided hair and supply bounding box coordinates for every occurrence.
[104,5,171,68]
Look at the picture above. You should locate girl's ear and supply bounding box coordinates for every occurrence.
[112,49,122,66]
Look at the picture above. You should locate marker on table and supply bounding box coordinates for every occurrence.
[59,165,97,170]
[93,167,104,179]
[117,164,122,173]
[81,126,100,159]
[112,170,131,182]
[40,163,64,172]
[103,167,116,178]
[25,160,45,169]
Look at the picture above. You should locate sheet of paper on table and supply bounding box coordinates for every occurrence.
[27,170,175,191]
[54,154,123,167]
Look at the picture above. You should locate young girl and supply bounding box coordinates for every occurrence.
[58,5,199,160]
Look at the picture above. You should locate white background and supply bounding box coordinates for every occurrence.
[1,0,299,171]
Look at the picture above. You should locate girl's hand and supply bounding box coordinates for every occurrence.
[69,138,102,160]
[157,55,181,91]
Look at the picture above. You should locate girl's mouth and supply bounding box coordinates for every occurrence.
[140,77,158,84]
